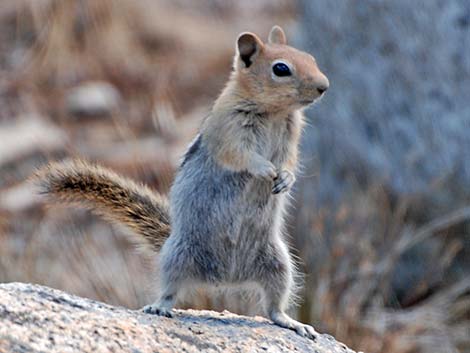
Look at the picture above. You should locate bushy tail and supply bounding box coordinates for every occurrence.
[34,159,171,251]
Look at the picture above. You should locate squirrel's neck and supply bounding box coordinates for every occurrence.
[212,76,262,116]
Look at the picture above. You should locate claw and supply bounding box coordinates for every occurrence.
[142,305,173,317]
[294,324,317,340]
[272,170,295,194]
[270,310,317,341]
[304,324,317,340]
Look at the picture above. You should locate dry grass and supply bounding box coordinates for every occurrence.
[294,187,469,352]
[0,1,468,353]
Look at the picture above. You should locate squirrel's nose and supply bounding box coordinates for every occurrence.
[317,85,328,95]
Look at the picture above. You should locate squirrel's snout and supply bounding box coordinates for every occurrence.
[304,71,329,99]
[298,76,329,106]
[317,85,328,95]
[316,75,329,95]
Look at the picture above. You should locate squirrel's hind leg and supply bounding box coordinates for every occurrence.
[255,245,318,341]
[263,274,318,340]
[269,309,317,340]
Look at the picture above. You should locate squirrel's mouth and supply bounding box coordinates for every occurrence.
[299,98,316,106]
[299,92,326,106]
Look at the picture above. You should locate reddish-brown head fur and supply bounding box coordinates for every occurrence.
[232,25,329,112]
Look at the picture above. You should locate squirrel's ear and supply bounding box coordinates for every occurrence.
[268,25,287,45]
[237,32,264,68]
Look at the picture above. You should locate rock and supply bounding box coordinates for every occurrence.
[0,282,356,353]
[0,118,65,167]
[0,182,40,212]
[66,81,121,117]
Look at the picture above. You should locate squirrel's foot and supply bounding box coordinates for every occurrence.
[142,304,173,318]
[272,170,295,194]
[270,311,317,341]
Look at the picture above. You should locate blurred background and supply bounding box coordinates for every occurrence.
[0,1,469,352]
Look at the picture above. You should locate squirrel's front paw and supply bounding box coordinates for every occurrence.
[249,159,277,179]
[272,170,295,194]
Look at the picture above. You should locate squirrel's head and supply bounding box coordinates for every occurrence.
[233,26,329,111]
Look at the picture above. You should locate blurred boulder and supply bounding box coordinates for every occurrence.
[66,81,121,118]
[0,118,66,189]
[0,118,65,167]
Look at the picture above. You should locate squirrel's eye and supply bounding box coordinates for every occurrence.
[272,62,291,77]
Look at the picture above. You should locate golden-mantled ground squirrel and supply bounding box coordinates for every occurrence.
[36,25,329,340]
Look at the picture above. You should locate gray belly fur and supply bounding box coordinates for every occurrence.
[161,136,287,285]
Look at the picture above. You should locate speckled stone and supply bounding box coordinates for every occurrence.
[0,283,357,353]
